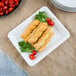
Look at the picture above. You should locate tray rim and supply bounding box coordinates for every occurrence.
[8,6,70,66]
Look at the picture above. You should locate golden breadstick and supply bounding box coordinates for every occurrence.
[33,26,53,49]
[21,20,40,40]
[27,22,48,44]
[39,31,54,52]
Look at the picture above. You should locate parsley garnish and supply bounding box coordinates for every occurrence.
[35,11,48,22]
[18,41,35,52]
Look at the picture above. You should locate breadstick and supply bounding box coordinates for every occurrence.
[27,22,48,44]
[33,26,53,49]
[21,20,40,41]
[39,31,54,52]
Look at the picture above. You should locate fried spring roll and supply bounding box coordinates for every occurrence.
[21,20,40,40]
[33,26,53,49]
[39,31,54,52]
[27,22,48,44]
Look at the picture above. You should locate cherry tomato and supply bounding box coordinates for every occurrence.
[14,0,19,2]
[48,21,55,26]
[9,4,15,8]
[0,8,3,12]
[0,12,4,16]
[0,0,21,16]
[9,0,14,5]
[9,7,14,12]
[4,0,9,5]
[2,0,6,2]
[3,6,8,10]
[46,18,52,22]
[0,2,4,7]
[15,2,19,6]
[5,10,9,14]
[29,54,36,60]
[32,50,37,55]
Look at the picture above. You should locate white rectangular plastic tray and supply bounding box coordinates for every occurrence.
[8,6,70,66]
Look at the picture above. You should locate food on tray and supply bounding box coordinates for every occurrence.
[21,20,40,41]
[29,54,36,60]
[18,11,55,60]
[39,31,54,52]
[35,12,48,22]
[28,22,48,44]
[29,50,37,60]
[18,41,35,52]
[33,26,53,50]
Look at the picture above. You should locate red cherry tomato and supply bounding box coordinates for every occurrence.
[15,2,19,6]
[9,0,14,5]
[48,21,55,26]
[29,54,36,60]
[9,7,14,12]
[46,18,52,22]
[32,50,37,55]
[14,0,19,2]
[5,10,9,14]
[0,8,3,12]
[0,2,4,7]
[9,4,15,8]
[2,0,6,2]
[0,12,4,16]
[4,0,9,5]
[0,0,21,16]
[3,6,8,10]
[18,0,21,1]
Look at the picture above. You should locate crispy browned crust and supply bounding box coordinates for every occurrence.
[21,20,55,52]
[38,31,54,52]
[33,26,53,50]
[27,22,48,44]
[21,20,40,41]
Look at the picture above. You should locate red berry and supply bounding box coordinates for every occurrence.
[2,9,5,13]
[9,0,14,5]
[2,0,6,2]
[0,12,4,16]
[14,0,19,2]
[0,8,3,12]
[29,54,36,60]
[32,50,37,55]
[9,7,14,12]
[9,4,15,8]
[4,0,9,5]
[18,0,21,1]
[46,18,52,22]
[15,2,19,6]
[3,6,8,10]
[5,10,9,14]
[48,21,55,26]
[0,2,4,7]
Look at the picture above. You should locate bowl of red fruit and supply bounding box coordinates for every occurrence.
[0,0,21,17]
